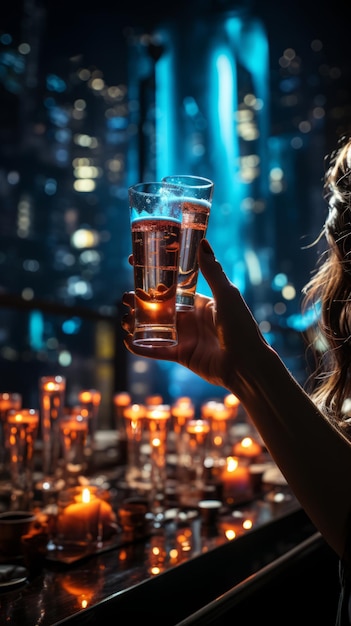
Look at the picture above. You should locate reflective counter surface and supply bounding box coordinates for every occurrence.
[0,437,317,625]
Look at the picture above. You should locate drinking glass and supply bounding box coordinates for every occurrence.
[162,175,214,310]
[128,181,183,347]
[6,408,39,510]
[37,375,66,497]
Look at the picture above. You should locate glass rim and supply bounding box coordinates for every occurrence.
[128,181,185,196]
[161,174,214,189]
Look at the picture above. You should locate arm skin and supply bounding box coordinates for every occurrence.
[122,238,351,559]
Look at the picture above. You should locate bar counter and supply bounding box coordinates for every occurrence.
[0,463,319,626]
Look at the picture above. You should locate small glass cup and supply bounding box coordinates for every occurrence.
[162,175,214,310]
[128,181,184,347]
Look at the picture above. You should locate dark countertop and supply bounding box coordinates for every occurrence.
[0,488,316,626]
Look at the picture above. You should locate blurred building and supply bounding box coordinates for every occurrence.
[0,0,350,419]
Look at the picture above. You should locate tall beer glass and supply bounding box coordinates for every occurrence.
[162,175,214,310]
[129,181,183,347]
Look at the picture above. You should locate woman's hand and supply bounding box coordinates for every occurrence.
[122,239,269,393]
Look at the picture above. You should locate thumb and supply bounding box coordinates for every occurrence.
[198,239,233,300]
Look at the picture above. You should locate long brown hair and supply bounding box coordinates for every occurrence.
[303,137,351,425]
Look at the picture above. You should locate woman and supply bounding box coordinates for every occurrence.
[122,136,351,624]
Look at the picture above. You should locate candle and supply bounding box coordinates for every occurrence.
[221,456,252,504]
[233,436,262,460]
[171,400,195,431]
[123,404,146,486]
[145,405,171,521]
[145,395,163,406]
[56,486,116,546]
[38,375,66,491]
[113,391,132,465]
[219,512,254,540]
[113,391,131,413]
[202,401,232,462]
[59,413,89,485]
[0,393,22,418]
[186,419,210,445]
[223,393,240,418]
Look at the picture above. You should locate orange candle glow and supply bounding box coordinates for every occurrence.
[186,419,210,446]
[221,456,251,504]
[223,393,240,418]
[57,486,115,543]
[171,400,195,432]
[0,393,22,418]
[233,436,262,460]
[113,391,132,409]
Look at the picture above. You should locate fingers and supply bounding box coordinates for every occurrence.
[122,291,135,308]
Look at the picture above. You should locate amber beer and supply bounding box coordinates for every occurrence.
[177,197,211,309]
[129,182,183,347]
[162,175,214,310]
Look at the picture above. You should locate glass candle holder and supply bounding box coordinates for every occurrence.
[232,436,262,462]
[37,375,66,498]
[0,392,22,497]
[113,391,132,465]
[221,455,252,506]
[6,408,39,511]
[77,389,101,472]
[202,401,232,469]
[123,403,146,488]
[170,397,195,478]
[59,411,89,486]
[178,418,210,507]
[145,404,171,525]
[49,485,117,556]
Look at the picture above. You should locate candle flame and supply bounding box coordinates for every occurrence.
[241,437,253,448]
[226,456,239,472]
[82,488,91,503]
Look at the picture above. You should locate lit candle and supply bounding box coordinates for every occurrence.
[145,405,171,521]
[219,513,254,540]
[233,436,262,460]
[186,419,210,444]
[113,391,132,465]
[145,395,163,407]
[59,413,89,484]
[123,403,146,486]
[223,393,240,418]
[171,400,195,432]
[221,456,251,504]
[0,393,22,419]
[56,486,116,546]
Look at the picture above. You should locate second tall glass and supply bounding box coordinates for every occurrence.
[162,175,214,310]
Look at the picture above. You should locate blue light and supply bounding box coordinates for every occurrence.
[46,73,67,93]
[62,317,82,334]
[29,310,44,350]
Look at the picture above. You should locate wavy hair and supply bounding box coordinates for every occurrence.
[303,136,351,427]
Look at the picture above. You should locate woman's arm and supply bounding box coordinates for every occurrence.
[122,239,351,558]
